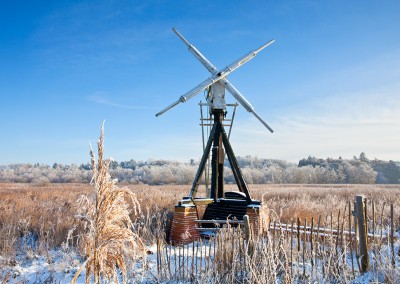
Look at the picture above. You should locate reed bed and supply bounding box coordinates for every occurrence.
[154,205,400,283]
[0,182,399,283]
[0,183,399,258]
[153,226,399,283]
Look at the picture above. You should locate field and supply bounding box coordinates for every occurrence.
[1,183,399,283]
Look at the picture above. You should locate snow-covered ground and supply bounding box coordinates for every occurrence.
[0,246,159,283]
[1,241,399,283]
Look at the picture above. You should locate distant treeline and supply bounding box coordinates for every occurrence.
[0,153,399,184]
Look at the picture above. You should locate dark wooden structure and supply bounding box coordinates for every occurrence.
[170,109,261,244]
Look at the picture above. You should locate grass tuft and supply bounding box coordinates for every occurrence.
[72,123,145,284]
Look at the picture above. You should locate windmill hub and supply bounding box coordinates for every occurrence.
[210,82,226,110]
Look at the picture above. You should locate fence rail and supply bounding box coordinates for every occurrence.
[269,223,395,242]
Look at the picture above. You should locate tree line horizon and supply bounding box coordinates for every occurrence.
[0,152,399,184]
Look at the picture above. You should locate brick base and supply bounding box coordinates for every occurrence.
[246,206,261,236]
[170,205,200,245]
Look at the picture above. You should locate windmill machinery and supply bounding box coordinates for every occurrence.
[156,28,275,244]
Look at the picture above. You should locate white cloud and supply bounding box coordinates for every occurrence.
[230,84,400,162]
[87,93,151,110]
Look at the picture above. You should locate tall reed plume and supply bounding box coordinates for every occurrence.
[72,123,145,284]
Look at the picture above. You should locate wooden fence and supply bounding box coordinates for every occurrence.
[155,195,399,283]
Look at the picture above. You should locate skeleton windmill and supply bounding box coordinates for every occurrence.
[156,28,274,244]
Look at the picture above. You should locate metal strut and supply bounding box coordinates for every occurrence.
[189,110,252,203]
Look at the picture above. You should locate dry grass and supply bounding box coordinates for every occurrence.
[249,184,400,223]
[155,224,400,283]
[72,124,145,284]
[0,182,399,283]
[0,183,399,258]
[0,183,91,257]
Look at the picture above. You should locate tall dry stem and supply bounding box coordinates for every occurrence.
[72,123,145,284]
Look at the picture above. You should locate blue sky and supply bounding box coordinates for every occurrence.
[1,0,399,165]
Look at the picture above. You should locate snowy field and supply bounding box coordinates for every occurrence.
[2,239,399,283]
[1,183,400,283]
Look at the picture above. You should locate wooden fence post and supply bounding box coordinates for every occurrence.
[244,215,251,241]
[390,204,395,267]
[348,201,355,277]
[243,215,254,255]
[355,195,369,273]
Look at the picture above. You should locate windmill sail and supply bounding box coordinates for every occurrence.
[163,28,274,133]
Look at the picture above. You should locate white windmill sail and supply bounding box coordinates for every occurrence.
[156,28,275,133]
